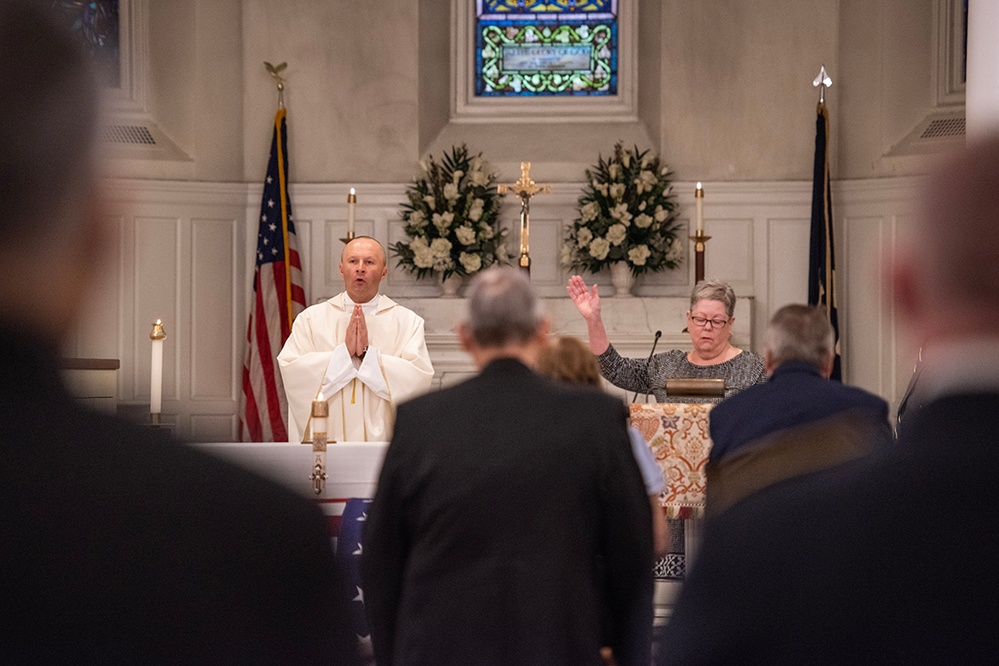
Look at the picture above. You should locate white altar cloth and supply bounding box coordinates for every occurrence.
[194,441,389,535]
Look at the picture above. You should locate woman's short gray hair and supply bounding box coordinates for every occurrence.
[689,280,737,318]
[464,267,545,347]
[764,304,834,368]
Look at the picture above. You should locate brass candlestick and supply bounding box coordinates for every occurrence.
[340,188,358,244]
[690,232,711,284]
[309,399,330,495]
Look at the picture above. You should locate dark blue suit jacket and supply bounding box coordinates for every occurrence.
[661,391,999,664]
[708,360,893,463]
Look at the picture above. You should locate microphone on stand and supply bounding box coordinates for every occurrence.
[632,330,662,403]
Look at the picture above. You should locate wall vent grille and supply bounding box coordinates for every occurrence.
[920,116,965,139]
[101,124,157,145]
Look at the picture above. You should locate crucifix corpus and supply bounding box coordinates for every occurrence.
[497,162,552,274]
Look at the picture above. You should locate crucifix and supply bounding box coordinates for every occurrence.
[497,162,552,274]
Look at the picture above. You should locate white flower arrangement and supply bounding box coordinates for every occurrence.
[562,142,682,276]
[391,145,508,280]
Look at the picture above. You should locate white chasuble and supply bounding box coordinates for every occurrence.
[277,293,434,443]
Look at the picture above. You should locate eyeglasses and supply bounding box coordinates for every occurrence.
[689,315,730,329]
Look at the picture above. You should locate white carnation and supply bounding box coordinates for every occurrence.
[588,237,611,261]
[468,198,485,222]
[443,183,459,202]
[634,213,653,229]
[432,211,454,234]
[459,252,482,273]
[610,183,626,201]
[609,203,632,225]
[606,223,627,246]
[576,227,593,248]
[581,201,600,223]
[628,244,651,266]
[455,225,477,246]
[408,209,428,229]
[430,237,453,257]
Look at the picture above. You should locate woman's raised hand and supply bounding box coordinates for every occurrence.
[567,274,601,322]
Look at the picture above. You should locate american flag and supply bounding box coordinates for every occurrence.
[238,107,306,442]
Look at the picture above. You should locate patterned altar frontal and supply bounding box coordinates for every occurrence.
[630,402,713,580]
[630,403,713,517]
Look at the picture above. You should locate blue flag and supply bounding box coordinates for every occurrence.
[808,102,842,381]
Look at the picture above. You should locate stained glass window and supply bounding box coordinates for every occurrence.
[51,0,120,88]
[475,0,617,97]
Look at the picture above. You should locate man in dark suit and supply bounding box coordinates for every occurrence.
[659,136,999,663]
[362,267,654,666]
[0,2,354,662]
[705,303,893,516]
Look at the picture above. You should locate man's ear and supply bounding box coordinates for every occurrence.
[763,350,777,377]
[534,316,552,343]
[457,322,474,353]
[819,353,835,379]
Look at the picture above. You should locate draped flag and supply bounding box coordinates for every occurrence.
[808,101,842,381]
[239,107,306,441]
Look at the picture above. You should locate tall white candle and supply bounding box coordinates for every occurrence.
[347,187,357,237]
[695,182,704,235]
[150,319,166,417]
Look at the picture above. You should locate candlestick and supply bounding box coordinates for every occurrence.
[310,399,329,446]
[695,182,704,235]
[347,187,356,238]
[149,319,167,423]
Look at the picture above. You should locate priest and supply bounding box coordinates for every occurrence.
[278,236,434,443]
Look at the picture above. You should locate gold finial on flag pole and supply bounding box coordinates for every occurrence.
[813,65,832,105]
[265,61,288,108]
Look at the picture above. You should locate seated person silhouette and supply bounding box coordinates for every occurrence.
[706,304,893,517]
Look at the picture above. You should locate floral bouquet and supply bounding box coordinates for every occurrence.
[562,142,682,276]
[391,144,508,280]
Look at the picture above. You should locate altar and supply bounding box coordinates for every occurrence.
[196,400,712,628]
[194,441,389,535]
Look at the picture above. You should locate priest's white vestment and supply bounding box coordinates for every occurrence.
[278,293,434,443]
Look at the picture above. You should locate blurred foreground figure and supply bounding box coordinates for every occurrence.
[0,2,354,662]
[660,136,999,664]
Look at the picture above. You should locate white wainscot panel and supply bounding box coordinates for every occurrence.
[190,413,239,443]
[529,216,564,287]
[704,217,753,289]
[133,216,180,403]
[766,217,810,309]
[191,218,237,400]
[843,214,888,395]
[68,214,124,360]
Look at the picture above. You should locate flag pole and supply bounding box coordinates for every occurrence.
[265,61,287,108]
[808,64,842,380]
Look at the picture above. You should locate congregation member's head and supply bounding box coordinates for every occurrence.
[891,133,999,347]
[0,0,107,347]
[763,304,835,377]
[536,335,603,388]
[340,236,388,303]
[458,266,549,367]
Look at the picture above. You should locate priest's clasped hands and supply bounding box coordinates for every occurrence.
[345,304,368,359]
